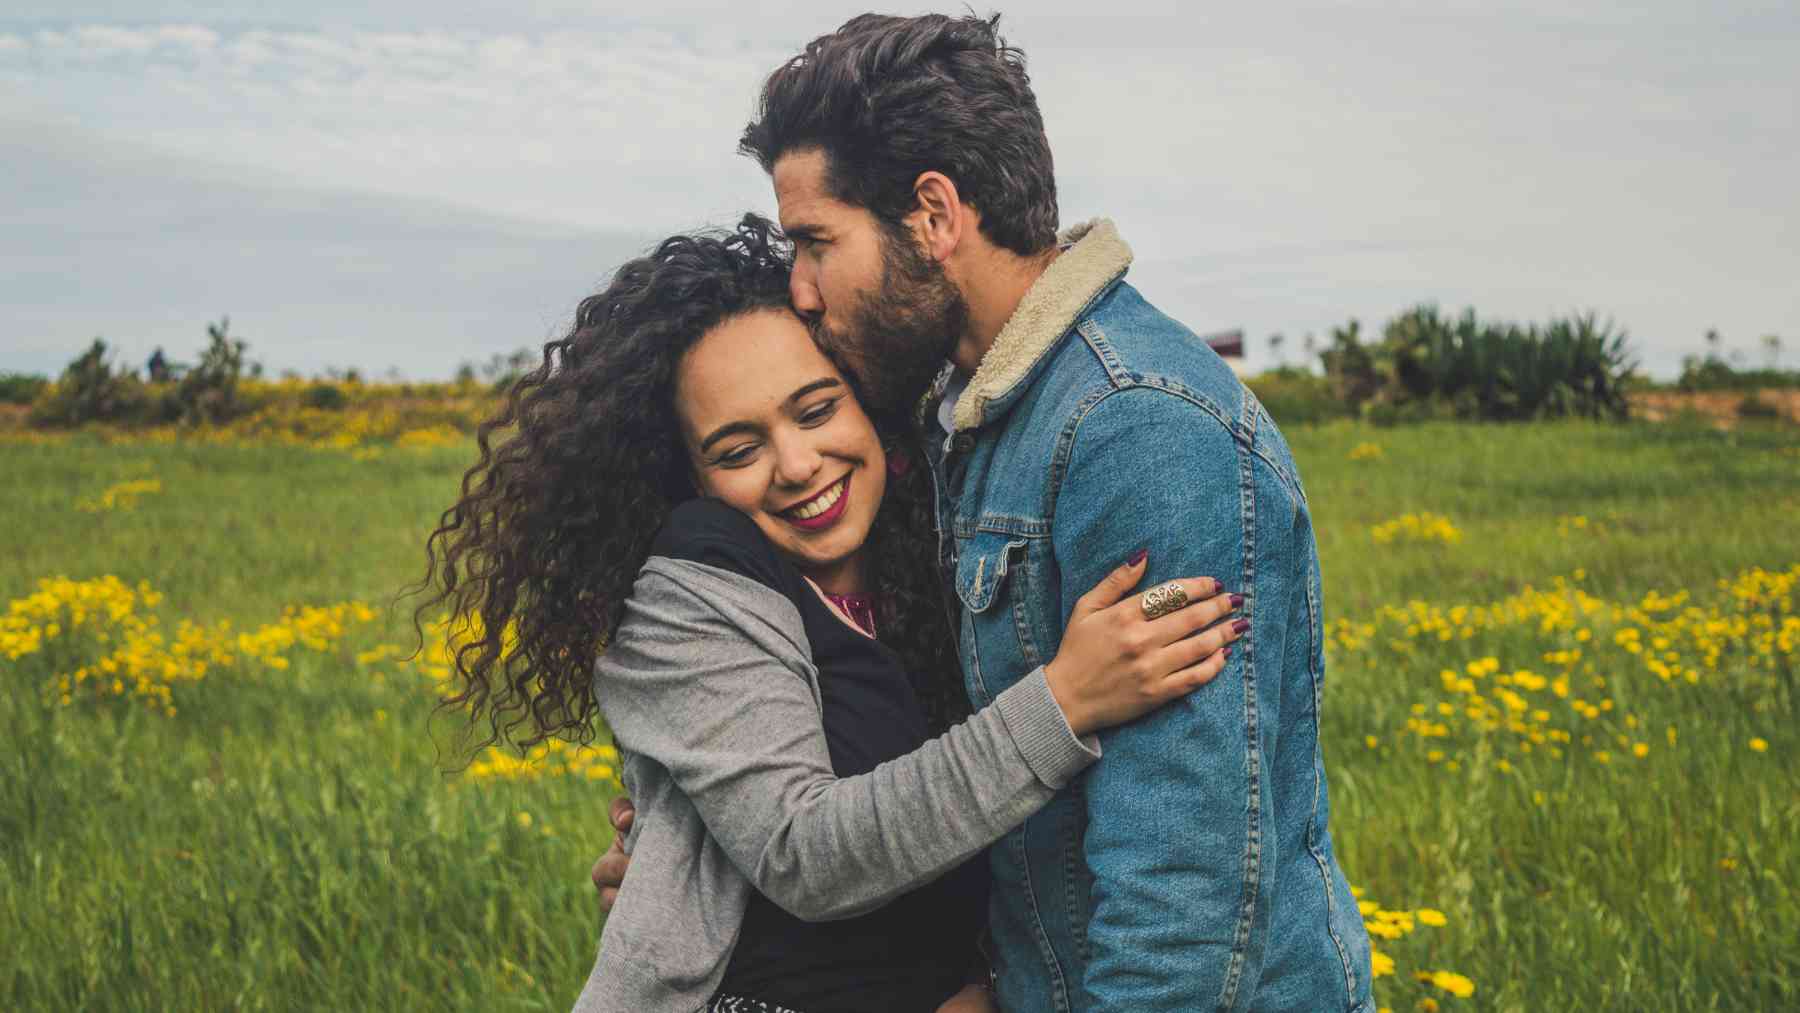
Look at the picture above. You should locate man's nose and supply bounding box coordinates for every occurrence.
[789,273,824,320]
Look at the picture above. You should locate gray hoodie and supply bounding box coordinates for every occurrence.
[570,555,1102,1013]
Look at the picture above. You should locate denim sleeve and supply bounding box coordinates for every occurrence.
[1053,388,1260,1011]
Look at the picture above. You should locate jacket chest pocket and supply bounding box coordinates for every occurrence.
[953,531,1043,707]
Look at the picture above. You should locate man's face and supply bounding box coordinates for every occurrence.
[773,149,968,425]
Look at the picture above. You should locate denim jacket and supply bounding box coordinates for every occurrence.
[919,220,1373,1013]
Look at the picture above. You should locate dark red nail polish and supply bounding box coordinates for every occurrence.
[1229,593,1244,609]
[1126,548,1148,567]
[1222,646,1231,659]
[1232,618,1250,635]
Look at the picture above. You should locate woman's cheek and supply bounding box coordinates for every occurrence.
[697,465,756,514]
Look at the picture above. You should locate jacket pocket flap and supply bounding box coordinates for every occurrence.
[954,531,1027,614]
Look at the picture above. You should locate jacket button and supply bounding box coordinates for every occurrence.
[952,434,975,453]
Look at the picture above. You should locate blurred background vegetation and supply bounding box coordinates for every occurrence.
[3,306,1795,1011]
[5,306,1795,438]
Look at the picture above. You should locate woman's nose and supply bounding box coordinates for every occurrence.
[773,436,824,487]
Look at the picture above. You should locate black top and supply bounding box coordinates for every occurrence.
[651,499,988,1013]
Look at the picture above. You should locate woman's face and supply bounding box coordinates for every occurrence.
[674,308,887,594]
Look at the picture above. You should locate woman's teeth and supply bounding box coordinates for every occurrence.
[789,478,845,520]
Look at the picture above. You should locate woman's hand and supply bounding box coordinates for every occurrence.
[934,984,999,1013]
[1043,552,1243,736]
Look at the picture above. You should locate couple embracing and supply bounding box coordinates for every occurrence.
[420,13,1372,1013]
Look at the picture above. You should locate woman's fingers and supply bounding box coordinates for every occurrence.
[1154,613,1248,677]
[1161,639,1233,694]
[1146,582,1239,642]
[1071,551,1150,619]
[1106,576,1234,641]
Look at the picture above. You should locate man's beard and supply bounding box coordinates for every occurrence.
[810,226,969,428]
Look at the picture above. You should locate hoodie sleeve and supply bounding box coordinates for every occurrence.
[594,558,1099,922]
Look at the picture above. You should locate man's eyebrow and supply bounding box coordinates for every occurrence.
[697,379,843,454]
[783,222,824,241]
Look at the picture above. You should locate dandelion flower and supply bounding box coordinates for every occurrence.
[1428,970,1476,998]
[1370,948,1395,977]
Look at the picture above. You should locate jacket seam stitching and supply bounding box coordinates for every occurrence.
[1013,825,1073,1011]
[1044,380,1245,531]
[1304,540,1358,998]
[1218,427,1262,1011]
[1247,404,1306,500]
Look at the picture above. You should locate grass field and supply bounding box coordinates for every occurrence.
[3,419,1796,1011]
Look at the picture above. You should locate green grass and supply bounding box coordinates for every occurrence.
[2,421,1796,1011]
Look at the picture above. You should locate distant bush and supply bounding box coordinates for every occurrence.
[0,372,48,405]
[1675,360,1800,392]
[1246,367,1352,425]
[171,318,251,425]
[1320,306,1635,423]
[1737,394,1783,420]
[1388,307,1633,421]
[29,320,261,428]
[28,340,168,427]
[1318,319,1385,413]
[302,383,350,411]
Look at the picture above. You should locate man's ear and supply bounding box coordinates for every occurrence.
[909,171,966,263]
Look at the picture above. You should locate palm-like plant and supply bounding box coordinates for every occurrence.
[1372,305,1634,421]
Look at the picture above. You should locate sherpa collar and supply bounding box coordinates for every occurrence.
[950,218,1133,432]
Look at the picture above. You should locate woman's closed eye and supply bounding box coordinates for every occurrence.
[800,397,842,426]
[715,442,759,467]
[710,397,842,467]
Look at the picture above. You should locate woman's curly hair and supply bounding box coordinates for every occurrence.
[410,214,966,756]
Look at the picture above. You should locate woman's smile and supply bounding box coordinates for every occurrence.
[780,473,852,531]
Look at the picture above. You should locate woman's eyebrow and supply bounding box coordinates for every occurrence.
[698,421,758,455]
[787,378,842,403]
[696,380,841,454]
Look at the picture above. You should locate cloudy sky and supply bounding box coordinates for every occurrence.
[3,1,1795,379]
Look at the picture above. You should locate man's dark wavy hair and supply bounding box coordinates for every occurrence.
[410,214,966,753]
[740,12,1059,256]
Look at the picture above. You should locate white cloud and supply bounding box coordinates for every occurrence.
[72,25,157,55]
[3,25,782,232]
[155,25,218,51]
[2,8,1796,376]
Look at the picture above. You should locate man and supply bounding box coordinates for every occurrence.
[594,13,1373,1012]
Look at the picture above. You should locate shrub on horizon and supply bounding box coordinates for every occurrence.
[0,372,49,406]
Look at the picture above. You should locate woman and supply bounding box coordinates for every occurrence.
[415,216,1244,1013]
